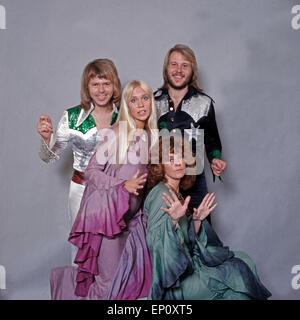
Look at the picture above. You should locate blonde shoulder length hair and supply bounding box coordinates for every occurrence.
[80,58,121,111]
[115,80,158,165]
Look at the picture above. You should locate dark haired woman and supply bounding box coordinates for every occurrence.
[144,136,271,300]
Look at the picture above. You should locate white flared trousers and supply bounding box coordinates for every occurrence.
[67,180,85,265]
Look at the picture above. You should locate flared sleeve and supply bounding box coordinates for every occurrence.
[144,184,194,300]
[39,111,70,163]
[83,142,126,191]
[68,137,131,297]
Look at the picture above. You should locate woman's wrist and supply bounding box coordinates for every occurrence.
[171,217,179,224]
[124,180,129,190]
[123,180,129,192]
[192,217,202,221]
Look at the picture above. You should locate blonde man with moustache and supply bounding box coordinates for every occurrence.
[155,44,227,222]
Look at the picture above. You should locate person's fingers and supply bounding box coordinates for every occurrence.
[40,129,52,135]
[167,192,176,204]
[212,160,219,169]
[214,160,227,171]
[209,203,218,213]
[138,173,148,179]
[137,174,147,184]
[216,161,223,169]
[212,164,221,172]
[40,115,51,122]
[134,169,140,178]
[206,193,216,208]
[216,159,225,169]
[160,207,170,213]
[39,124,52,132]
[212,169,221,176]
[200,193,211,207]
[38,121,52,129]
[168,189,178,203]
[38,126,52,136]
[220,163,227,172]
[162,192,173,203]
[220,161,227,170]
[162,194,172,207]
[136,179,146,186]
[131,187,139,195]
[183,196,191,209]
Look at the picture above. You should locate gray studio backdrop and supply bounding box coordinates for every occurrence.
[0,0,299,300]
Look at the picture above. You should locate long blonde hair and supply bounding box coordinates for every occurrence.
[115,80,158,164]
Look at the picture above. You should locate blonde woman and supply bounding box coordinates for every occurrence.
[50,80,157,300]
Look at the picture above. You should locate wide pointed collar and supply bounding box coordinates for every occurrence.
[76,103,118,127]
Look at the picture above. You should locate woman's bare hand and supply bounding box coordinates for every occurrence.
[161,189,191,224]
[124,169,147,196]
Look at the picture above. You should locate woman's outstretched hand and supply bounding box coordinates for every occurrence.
[193,193,218,221]
[193,193,218,233]
[161,189,191,225]
[124,169,147,196]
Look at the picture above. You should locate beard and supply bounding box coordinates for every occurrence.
[167,72,193,90]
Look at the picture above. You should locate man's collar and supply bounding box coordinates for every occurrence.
[76,103,118,127]
[183,85,198,100]
[75,103,94,127]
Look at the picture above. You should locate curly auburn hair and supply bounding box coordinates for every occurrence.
[146,135,196,193]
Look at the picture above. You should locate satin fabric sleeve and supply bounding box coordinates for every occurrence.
[83,135,125,190]
[39,111,70,163]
